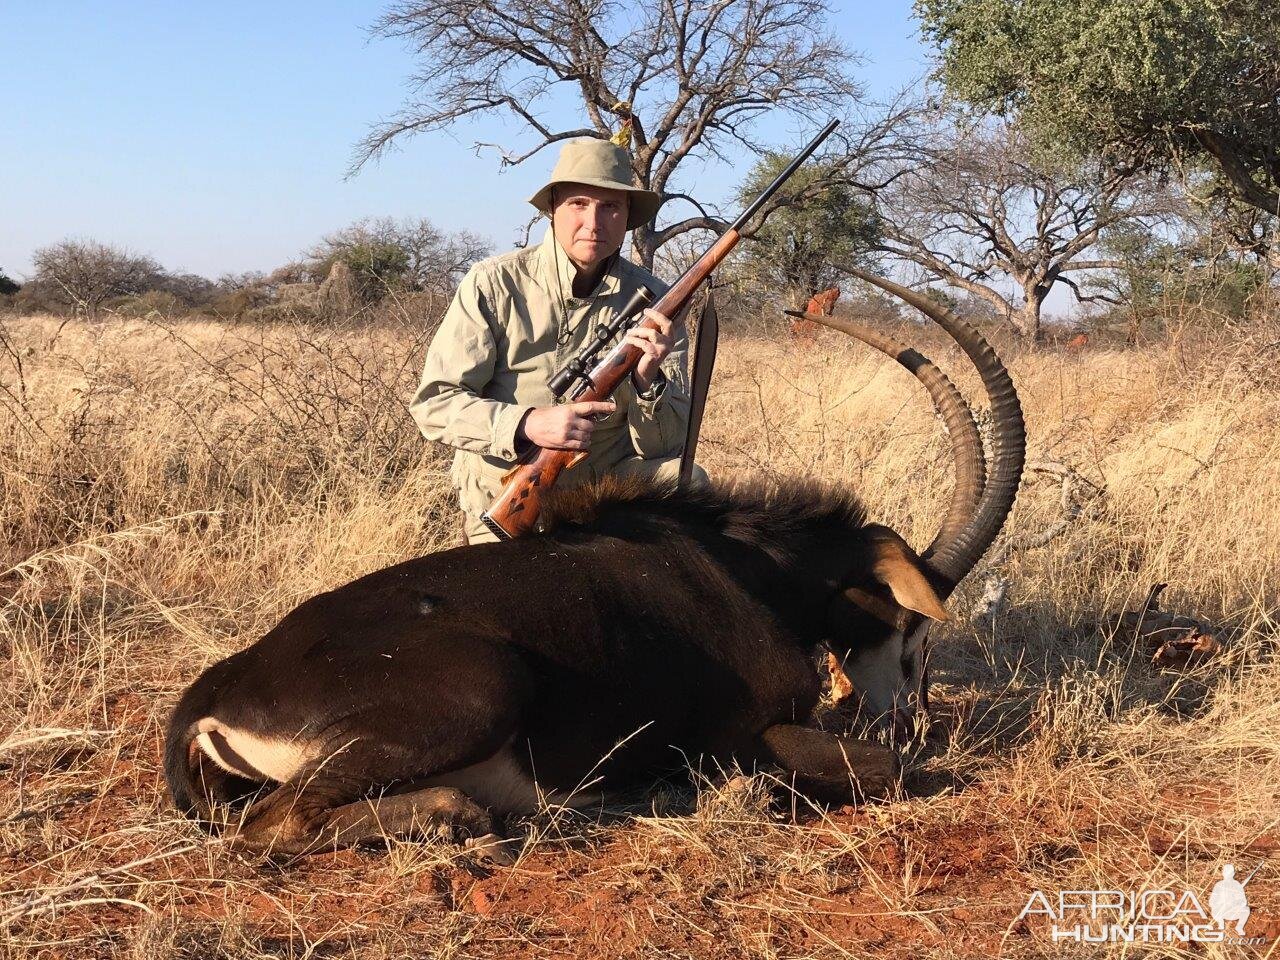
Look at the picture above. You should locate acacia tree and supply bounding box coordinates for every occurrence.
[356,0,908,269]
[736,154,878,306]
[916,0,1280,219]
[390,219,492,294]
[871,119,1170,341]
[30,240,162,318]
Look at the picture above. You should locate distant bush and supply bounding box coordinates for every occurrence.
[7,280,64,315]
[114,290,187,317]
[210,283,272,320]
[267,262,312,287]
[306,217,489,306]
[4,222,490,325]
[244,302,315,324]
[154,271,220,308]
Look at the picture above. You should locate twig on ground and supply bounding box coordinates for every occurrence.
[971,459,1107,626]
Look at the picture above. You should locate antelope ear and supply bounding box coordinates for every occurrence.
[868,530,951,622]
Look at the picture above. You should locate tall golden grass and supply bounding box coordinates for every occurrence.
[1,309,1277,958]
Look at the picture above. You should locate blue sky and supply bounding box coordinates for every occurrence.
[1,1,933,280]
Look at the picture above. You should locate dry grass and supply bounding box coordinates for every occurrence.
[2,310,1278,958]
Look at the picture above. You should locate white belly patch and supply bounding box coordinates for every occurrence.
[420,746,603,815]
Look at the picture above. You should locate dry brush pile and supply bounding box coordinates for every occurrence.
[1,310,1278,958]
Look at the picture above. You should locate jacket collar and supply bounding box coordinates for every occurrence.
[537,227,623,302]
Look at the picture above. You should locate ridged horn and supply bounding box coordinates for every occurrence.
[786,310,985,553]
[842,268,1026,593]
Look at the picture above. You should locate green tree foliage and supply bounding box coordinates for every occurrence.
[325,240,411,301]
[736,154,878,307]
[916,0,1280,216]
[1088,223,1181,314]
[1089,218,1270,340]
[0,269,19,296]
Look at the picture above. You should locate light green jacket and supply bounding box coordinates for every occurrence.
[410,229,691,521]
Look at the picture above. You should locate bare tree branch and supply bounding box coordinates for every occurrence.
[354,0,879,268]
[1057,273,1123,306]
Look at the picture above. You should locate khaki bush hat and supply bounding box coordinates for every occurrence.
[527,138,660,230]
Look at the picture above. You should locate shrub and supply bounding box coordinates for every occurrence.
[115,290,186,318]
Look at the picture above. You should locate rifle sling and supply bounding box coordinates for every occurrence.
[679,289,719,489]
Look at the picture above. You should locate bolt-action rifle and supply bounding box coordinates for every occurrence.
[480,118,840,541]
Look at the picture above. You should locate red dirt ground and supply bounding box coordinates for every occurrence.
[4,693,1276,958]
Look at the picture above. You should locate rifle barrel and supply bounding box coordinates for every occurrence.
[731,118,840,231]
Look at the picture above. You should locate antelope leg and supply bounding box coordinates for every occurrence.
[324,786,516,864]
[230,775,515,863]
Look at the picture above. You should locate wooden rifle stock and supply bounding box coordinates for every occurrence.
[480,118,840,541]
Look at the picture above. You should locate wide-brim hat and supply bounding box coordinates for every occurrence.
[527,138,660,230]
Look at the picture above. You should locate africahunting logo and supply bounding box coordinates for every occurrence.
[1017,863,1266,945]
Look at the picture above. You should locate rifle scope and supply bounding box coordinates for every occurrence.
[548,284,655,399]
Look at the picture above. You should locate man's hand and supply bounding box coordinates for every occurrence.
[625,308,675,392]
[518,401,616,451]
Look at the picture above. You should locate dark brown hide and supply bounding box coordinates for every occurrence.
[166,477,937,853]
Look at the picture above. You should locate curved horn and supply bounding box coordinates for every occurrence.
[787,310,985,553]
[842,268,1026,593]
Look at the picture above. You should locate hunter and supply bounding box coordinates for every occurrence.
[410,138,705,544]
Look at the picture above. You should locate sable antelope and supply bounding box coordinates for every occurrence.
[164,275,1023,862]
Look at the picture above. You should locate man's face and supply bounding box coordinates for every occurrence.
[551,183,629,271]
